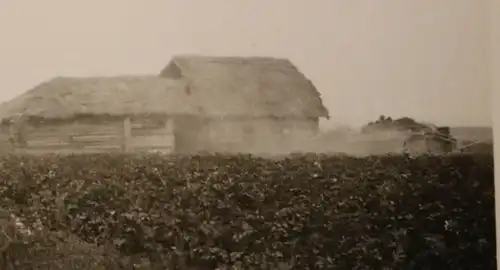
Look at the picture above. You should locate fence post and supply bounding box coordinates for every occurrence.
[123,117,132,152]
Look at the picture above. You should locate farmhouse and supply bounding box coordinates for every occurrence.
[0,55,329,154]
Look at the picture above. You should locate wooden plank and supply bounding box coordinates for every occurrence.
[22,143,121,150]
[27,141,121,150]
[81,144,122,150]
[27,141,72,147]
[16,148,121,155]
[26,122,122,132]
[28,135,121,146]
[130,118,169,129]
[30,130,121,138]
[134,146,174,153]
[132,128,171,136]
[134,145,174,150]
[71,134,121,142]
[28,137,69,144]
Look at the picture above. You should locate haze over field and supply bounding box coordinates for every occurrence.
[0,0,492,130]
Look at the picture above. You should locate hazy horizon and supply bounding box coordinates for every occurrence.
[0,0,492,128]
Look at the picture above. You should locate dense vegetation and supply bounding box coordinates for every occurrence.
[0,153,495,269]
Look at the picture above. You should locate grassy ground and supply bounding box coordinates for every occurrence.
[0,152,495,269]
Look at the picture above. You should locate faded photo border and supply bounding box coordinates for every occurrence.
[492,0,500,267]
[0,1,497,269]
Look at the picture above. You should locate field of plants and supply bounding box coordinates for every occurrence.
[0,152,495,269]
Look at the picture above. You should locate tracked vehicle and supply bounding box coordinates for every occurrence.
[403,126,457,155]
[362,116,459,155]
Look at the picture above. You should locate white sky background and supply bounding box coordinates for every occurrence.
[0,0,492,128]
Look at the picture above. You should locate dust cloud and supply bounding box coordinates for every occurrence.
[202,124,412,157]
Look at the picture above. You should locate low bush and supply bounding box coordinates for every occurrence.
[0,153,495,269]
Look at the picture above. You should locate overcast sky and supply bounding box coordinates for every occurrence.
[0,0,492,128]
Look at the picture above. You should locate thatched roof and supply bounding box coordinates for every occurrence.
[0,76,194,121]
[0,55,329,122]
[160,55,329,118]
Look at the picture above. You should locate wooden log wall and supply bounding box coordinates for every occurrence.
[4,116,175,155]
[14,121,124,154]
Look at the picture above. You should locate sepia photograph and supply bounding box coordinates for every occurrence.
[0,1,496,269]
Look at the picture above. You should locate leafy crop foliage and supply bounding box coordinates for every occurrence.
[0,153,495,269]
